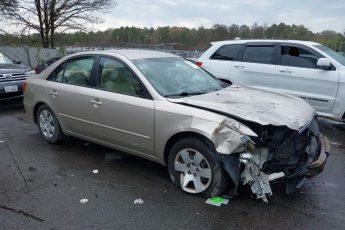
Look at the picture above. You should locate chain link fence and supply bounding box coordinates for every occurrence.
[323,42,345,54]
[0,46,64,68]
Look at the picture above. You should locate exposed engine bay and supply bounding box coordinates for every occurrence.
[217,116,329,203]
[170,90,329,202]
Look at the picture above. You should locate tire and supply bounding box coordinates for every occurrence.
[168,137,228,197]
[36,104,65,144]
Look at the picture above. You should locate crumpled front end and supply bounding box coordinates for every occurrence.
[215,116,330,203]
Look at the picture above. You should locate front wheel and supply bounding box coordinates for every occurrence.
[36,104,65,143]
[168,137,228,197]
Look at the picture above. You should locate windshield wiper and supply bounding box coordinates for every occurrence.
[165,91,206,98]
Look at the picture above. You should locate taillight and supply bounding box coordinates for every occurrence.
[195,61,203,67]
[22,81,27,92]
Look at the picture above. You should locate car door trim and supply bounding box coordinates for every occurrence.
[58,113,151,140]
[64,129,159,160]
[299,96,328,103]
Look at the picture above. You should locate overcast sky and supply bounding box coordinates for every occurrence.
[97,0,345,33]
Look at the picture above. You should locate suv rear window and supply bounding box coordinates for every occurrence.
[242,46,274,64]
[210,44,243,61]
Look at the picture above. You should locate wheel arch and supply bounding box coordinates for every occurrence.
[163,131,215,165]
[33,102,46,124]
[33,101,62,128]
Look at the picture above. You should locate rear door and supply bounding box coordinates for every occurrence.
[45,55,99,136]
[202,44,244,81]
[230,42,277,91]
[274,43,339,113]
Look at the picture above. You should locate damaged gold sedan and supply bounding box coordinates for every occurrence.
[23,50,329,202]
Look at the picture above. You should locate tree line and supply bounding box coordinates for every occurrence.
[0,1,344,51]
[0,23,344,51]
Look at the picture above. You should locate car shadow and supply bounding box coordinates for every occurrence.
[0,97,24,112]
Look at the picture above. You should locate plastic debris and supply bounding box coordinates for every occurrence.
[134,199,144,205]
[80,198,88,204]
[92,169,99,174]
[0,140,4,143]
[205,196,229,206]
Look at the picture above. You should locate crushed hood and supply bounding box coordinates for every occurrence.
[168,85,315,131]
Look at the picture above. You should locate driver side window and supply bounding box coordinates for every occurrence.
[98,57,144,97]
[280,46,319,69]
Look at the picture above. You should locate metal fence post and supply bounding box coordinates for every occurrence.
[340,42,343,53]
[25,46,32,68]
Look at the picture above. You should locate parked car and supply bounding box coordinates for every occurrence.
[197,40,345,122]
[0,51,34,99]
[34,57,61,74]
[23,50,329,202]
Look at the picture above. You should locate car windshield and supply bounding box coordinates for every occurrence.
[133,57,225,97]
[314,44,345,66]
[0,52,13,64]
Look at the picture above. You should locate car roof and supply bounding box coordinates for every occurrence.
[69,49,177,60]
[211,39,321,46]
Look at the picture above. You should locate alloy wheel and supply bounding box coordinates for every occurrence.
[174,148,212,193]
[39,110,55,139]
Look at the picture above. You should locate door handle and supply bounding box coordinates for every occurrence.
[49,90,59,97]
[234,64,245,68]
[279,69,292,73]
[90,99,102,106]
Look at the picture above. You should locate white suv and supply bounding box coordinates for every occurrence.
[197,40,345,121]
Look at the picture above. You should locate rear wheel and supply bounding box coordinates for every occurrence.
[168,137,228,197]
[37,104,65,143]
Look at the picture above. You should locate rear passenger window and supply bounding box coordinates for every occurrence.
[49,56,94,86]
[242,46,274,64]
[280,46,319,69]
[210,44,243,61]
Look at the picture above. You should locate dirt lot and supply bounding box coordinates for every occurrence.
[1,98,345,230]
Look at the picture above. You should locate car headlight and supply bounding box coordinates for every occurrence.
[25,70,36,76]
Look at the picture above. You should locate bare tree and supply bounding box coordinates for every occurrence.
[1,0,117,48]
[0,0,17,9]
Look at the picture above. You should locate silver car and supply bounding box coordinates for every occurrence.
[23,50,329,202]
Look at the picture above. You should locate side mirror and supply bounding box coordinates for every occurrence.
[317,58,331,70]
[14,59,21,64]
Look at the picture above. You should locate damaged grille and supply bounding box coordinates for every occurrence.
[252,117,321,192]
[218,117,324,201]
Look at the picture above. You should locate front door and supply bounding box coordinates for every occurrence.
[274,43,339,113]
[85,56,155,157]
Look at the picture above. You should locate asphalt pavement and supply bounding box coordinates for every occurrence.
[0,99,345,230]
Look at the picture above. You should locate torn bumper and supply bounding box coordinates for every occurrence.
[306,134,330,178]
[218,131,330,203]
